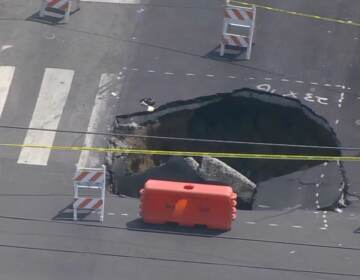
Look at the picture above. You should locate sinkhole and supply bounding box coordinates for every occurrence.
[109,88,342,209]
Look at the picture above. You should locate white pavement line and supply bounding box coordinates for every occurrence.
[269,223,279,227]
[264,77,272,80]
[18,68,74,166]
[245,221,256,224]
[164,72,174,75]
[335,119,340,125]
[280,79,289,82]
[320,174,325,178]
[291,225,303,229]
[147,70,155,73]
[81,0,140,3]
[228,76,236,79]
[257,204,270,208]
[186,73,196,76]
[310,82,319,85]
[77,73,116,168]
[295,80,304,84]
[206,74,215,77]
[0,66,15,118]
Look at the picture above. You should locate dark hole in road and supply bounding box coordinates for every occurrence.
[109,88,341,209]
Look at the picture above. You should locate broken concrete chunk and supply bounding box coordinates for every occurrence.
[198,156,256,205]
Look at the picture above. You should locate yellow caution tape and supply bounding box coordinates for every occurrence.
[230,0,360,27]
[0,143,359,161]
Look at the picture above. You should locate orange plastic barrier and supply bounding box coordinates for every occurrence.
[139,180,237,231]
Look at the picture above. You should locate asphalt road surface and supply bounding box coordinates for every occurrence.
[0,0,360,279]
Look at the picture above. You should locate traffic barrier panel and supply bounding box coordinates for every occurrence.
[73,165,106,222]
[220,5,256,59]
[39,0,80,23]
[139,180,237,231]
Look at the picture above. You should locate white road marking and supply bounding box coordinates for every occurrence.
[295,80,304,84]
[280,78,289,82]
[324,84,332,87]
[186,73,196,76]
[320,174,325,178]
[18,68,74,166]
[291,225,303,229]
[121,213,129,216]
[228,75,236,79]
[1,45,13,52]
[248,77,255,80]
[81,0,140,3]
[310,82,319,85]
[335,119,340,125]
[132,68,139,71]
[264,77,272,81]
[147,70,155,73]
[78,73,116,168]
[316,183,320,187]
[107,212,115,216]
[206,74,215,77]
[257,204,270,208]
[269,223,279,227]
[245,221,256,224]
[323,162,328,166]
[164,72,174,75]
[0,66,15,118]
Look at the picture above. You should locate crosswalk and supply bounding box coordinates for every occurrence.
[0,66,119,167]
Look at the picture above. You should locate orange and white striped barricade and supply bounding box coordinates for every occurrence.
[39,0,80,23]
[220,5,256,59]
[73,165,106,222]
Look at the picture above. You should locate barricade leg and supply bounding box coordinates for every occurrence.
[246,5,256,60]
[73,183,79,221]
[100,164,106,222]
[39,0,47,17]
[220,42,225,56]
[64,1,72,23]
[73,206,78,221]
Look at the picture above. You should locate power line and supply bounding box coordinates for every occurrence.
[0,124,359,151]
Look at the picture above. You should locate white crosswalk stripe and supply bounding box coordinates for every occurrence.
[0,66,15,118]
[77,73,116,168]
[17,68,74,166]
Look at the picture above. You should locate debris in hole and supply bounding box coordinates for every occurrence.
[140,97,156,112]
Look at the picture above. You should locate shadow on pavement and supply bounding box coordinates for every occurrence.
[354,226,360,234]
[126,218,226,237]
[26,8,80,25]
[204,45,249,61]
[52,202,99,222]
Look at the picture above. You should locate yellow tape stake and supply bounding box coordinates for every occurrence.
[230,0,360,27]
[1,143,360,161]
